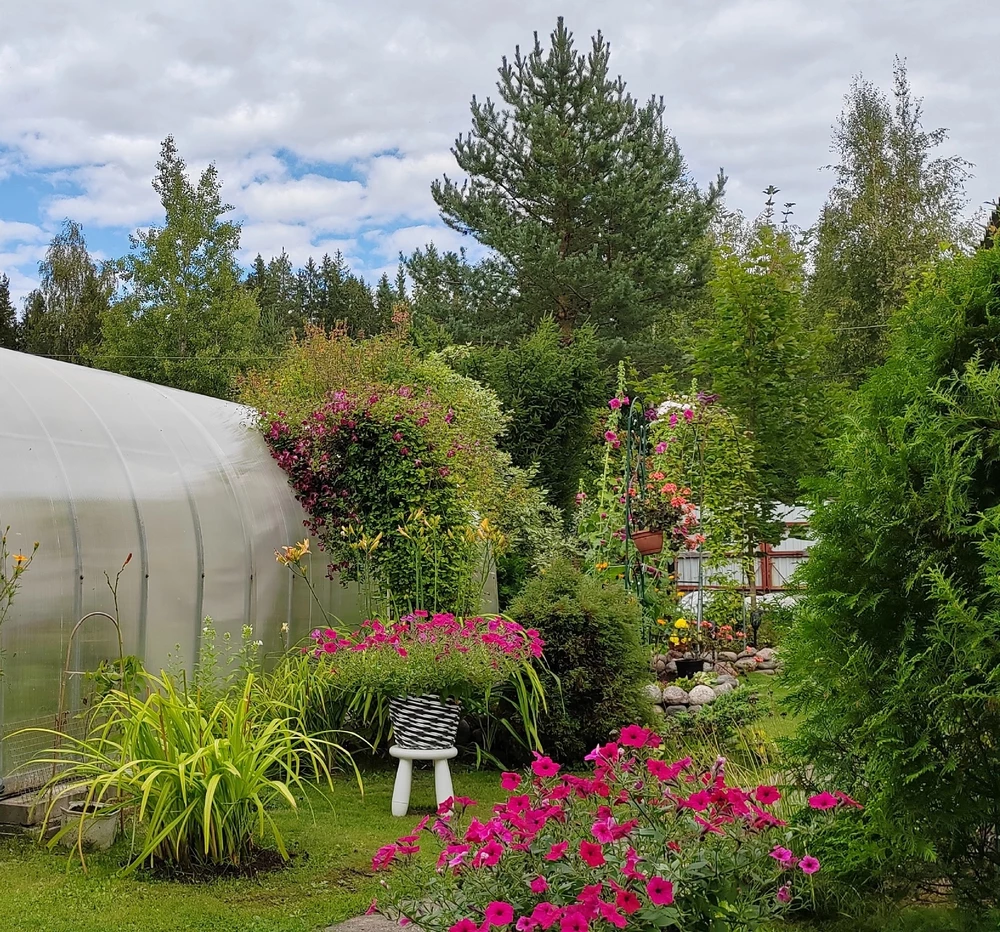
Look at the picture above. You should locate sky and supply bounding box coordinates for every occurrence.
[0,0,997,307]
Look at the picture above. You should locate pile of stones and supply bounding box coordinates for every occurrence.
[645,646,781,716]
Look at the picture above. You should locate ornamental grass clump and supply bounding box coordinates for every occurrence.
[372,724,858,932]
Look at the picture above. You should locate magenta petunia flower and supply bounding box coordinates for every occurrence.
[755,785,781,805]
[579,840,605,868]
[619,724,650,748]
[645,876,674,906]
[500,772,522,791]
[529,875,549,894]
[777,884,792,903]
[485,903,515,927]
[808,792,839,810]
[449,922,478,932]
[799,856,821,875]
[531,755,561,779]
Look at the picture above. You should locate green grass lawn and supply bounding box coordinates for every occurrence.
[0,767,508,932]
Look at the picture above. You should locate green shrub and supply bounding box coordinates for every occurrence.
[508,558,650,761]
[784,241,1000,903]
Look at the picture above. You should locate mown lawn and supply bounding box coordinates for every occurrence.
[0,767,507,932]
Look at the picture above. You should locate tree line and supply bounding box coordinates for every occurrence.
[0,22,980,512]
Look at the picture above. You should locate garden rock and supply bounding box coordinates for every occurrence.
[664,704,689,717]
[713,661,739,679]
[735,657,758,672]
[662,685,690,706]
[737,647,757,659]
[756,668,777,676]
[643,683,663,703]
[755,660,777,671]
[327,917,399,932]
[716,675,738,687]
[688,684,717,705]
[712,681,735,697]
[756,647,776,662]
[718,651,739,663]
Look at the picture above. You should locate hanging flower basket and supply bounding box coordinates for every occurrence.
[632,530,664,556]
[389,694,461,750]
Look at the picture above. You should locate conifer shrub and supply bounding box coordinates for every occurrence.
[510,558,651,762]
[784,241,1000,903]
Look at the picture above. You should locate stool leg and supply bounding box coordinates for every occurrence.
[433,757,454,810]
[391,758,413,817]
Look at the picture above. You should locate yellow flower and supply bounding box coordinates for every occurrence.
[12,553,28,566]
[669,636,680,645]
[275,539,310,566]
[674,617,689,629]
[595,561,609,571]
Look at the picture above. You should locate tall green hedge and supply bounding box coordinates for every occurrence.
[785,240,1000,902]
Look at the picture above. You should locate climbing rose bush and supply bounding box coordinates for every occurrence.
[372,726,858,931]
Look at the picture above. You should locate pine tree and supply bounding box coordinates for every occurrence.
[95,136,260,398]
[0,274,19,350]
[247,250,301,349]
[808,58,973,385]
[431,18,723,355]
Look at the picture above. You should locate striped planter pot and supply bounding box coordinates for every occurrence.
[388,695,461,751]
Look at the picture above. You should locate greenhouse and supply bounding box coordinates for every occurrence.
[0,348,359,788]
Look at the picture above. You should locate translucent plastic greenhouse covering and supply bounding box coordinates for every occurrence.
[0,348,362,790]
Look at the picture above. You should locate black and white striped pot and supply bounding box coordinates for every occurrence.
[388,694,461,751]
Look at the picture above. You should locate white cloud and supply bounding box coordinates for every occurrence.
[0,0,995,295]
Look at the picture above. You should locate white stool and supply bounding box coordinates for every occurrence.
[388,745,458,817]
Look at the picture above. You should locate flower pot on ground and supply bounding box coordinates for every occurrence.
[388,695,461,750]
[674,657,705,678]
[631,529,664,556]
[57,801,118,851]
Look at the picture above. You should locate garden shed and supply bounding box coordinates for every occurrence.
[0,348,359,789]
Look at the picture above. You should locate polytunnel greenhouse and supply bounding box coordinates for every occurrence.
[0,348,360,791]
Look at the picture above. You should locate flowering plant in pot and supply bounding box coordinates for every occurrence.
[628,473,700,558]
[308,613,546,751]
[371,723,859,931]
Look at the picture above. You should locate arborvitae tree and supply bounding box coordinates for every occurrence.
[785,236,1000,902]
[808,58,973,385]
[0,274,19,350]
[95,136,260,398]
[431,18,723,358]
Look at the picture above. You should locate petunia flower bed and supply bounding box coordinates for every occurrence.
[309,612,545,701]
[371,725,858,931]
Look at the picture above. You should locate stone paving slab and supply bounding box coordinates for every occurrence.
[326,915,401,932]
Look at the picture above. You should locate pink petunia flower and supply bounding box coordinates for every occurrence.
[777,884,792,904]
[531,755,561,779]
[808,792,839,811]
[615,890,641,915]
[531,903,562,930]
[645,877,674,906]
[501,772,522,791]
[799,856,821,875]
[544,841,568,861]
[450,921,478,932]
[579,840,605,868]
[485,902,515,927]
[530,876,549,894]
[755,785,781,805]
[619,724,650,748]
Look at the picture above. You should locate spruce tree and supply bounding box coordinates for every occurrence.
[431,18,723,354]
[0,274,18,350]
[95,136,260,397]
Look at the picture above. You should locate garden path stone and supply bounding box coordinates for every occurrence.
[688,684,717,705]
[327,916,400,932]
[662,685,690,705]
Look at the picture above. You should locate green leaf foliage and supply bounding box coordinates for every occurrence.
[445,319,606,513]
[784,239,1000,902]
[94,136,260,398]
[509,557,651,762]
